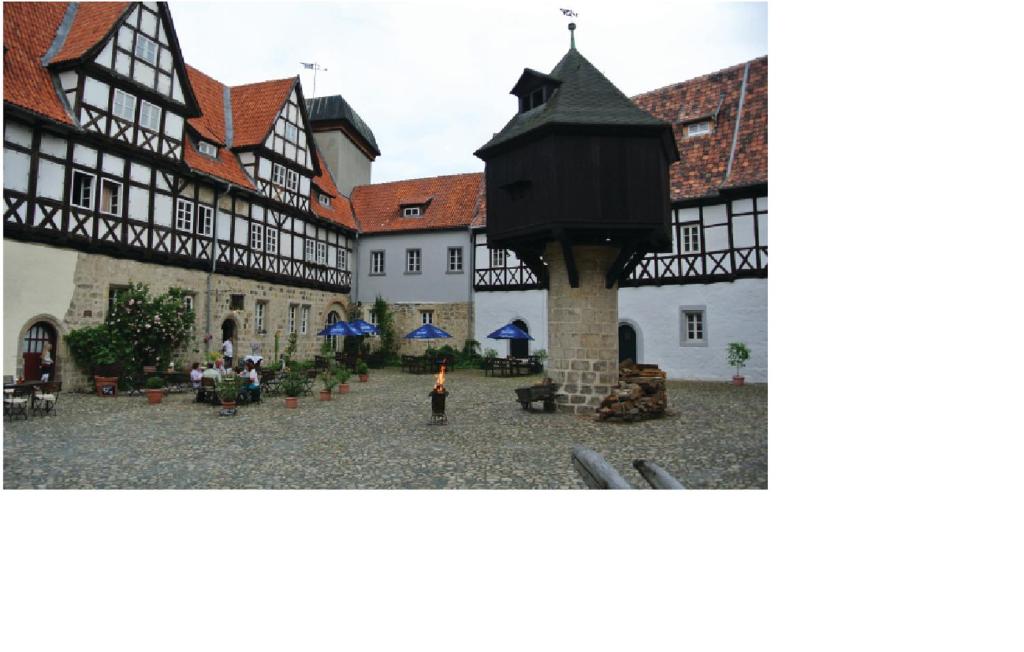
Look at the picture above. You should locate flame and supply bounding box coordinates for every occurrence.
[434,363,446,391]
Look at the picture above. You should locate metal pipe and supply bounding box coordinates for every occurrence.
[205,181,234,355]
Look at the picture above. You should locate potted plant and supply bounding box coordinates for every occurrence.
[217,374,241,409]
[356,360,369,382]
[319,369,338,400]
[280,371,305,408]
[727,342,751,386]
[145,376,165,404]
[336,367,352,394]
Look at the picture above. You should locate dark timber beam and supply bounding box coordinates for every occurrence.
[558,233,579,288]
[604,238,644,288]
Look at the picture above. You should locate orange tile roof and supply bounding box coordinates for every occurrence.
[182,138,255,190]
[48,2,130,65]
[310,150,356,230]
[351,173,483,234]
[184,64,226,145]
[632,56,767,201]
[230,77,296,148]
[3,2,74,124]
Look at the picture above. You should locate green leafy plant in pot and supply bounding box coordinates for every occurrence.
[727,342,751,386]
[335,366,352,394]
[145,375,166,405]
[280,370,306,408]
[319,369,338,401]
[217,374,242,408]
[356,360,369,382]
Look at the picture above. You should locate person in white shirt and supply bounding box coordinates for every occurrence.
[222,337,234,368]
[243,360,260,402]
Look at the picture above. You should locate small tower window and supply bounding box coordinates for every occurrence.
[403,206,422,217]
[686,121,711,137]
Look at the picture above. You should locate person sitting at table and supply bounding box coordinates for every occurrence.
[242,360,260,402]
[190,362,203,388]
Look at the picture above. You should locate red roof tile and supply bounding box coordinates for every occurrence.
[184,64,226,145]
[49,2,131,65]
[3,2,74,125]
[632,56,767,201]
[351,173,483,234]
[230,77,296,148]
[182,138,255,190]
[310,150,356,230]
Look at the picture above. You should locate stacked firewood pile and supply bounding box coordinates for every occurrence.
[596,360,668,422]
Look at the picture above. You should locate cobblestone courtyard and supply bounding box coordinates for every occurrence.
[4,369,766,489]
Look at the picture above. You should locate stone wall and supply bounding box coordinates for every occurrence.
[377,301,473,355]
[55,249,348,390]
[545,243,620,415]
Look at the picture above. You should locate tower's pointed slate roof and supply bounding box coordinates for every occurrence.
[475,47,669,157]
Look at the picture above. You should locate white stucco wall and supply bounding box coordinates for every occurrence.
[473,290,548,357]
[358,230,472,304]
[617,279,767,382]
[3,241,79,377]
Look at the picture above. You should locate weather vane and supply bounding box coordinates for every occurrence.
[560,8,578,49]
[299,62,327,99]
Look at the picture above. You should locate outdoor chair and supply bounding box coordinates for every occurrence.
[32,382,61,416]
[198,377,218,404]
[4,385,33,421]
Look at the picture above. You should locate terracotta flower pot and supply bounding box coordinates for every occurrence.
[319,389,332,401]
[732,375,745,386]
[221,400,237,410]
[338,383,350,394]
[359,374,369,382]
[285,396,299,409]
[146,389,164,405]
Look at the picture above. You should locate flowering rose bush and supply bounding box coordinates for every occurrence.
[66,283,195,375]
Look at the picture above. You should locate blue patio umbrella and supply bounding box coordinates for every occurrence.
[324,320,360,337]
[404,323,452,340]
[349,319,379,335]
[486,322,534,341]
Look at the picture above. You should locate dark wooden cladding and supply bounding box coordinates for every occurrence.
[482,130,673,250]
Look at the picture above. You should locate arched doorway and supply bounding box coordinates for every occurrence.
[22,321,57,381]
[510,319,530,358]
[220,318,236,363]
[618,323,638,363]
[326,310,341,351]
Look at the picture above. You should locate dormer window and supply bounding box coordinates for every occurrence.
[520,87,549,112]
[686,121,711,137]
[318,193,331,208]
[403,207,422,217]
[197,140,217,157]
[135,35,158,66]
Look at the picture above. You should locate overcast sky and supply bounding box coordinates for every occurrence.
[168,0,766,186]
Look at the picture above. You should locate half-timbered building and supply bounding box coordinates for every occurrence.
[4,2,357,386]
[472,56,768,381]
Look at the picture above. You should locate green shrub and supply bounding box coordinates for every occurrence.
[319,369,339,391]
[279,371,306,398]
[217,374,242,403]
[727,342,751,375]
[145,376,165,390]
[335,367,352,385]
[355,360,369,375]
[372,296,398,358]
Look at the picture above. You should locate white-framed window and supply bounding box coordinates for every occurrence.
[71,170,95,209]
[406,248,421,273]
[318,193,331,207]
[337,248,348,271]
[197,140,217,157]
[402,206,421,217]
[255,301,266,333]
[99,179,121,215]
[447,247,463,273]
[682,224,701,253]
[139,100,161,130]
[304,238,315,262]
[490,249,506,268]
[680,307,707,347]
[135,34,158,65]
[285,169,299,192]
[197,204,214,237]
[317,241,327,265]
[370,250,385,275]
[686,121,711,137]
[272,162,286,186]
[284,122,298,142]
[250,222,264,251]
[175,199,194,232]
[301,305,310,335]
[112,89,136,121]
[421,310,434,325]
[288,304,297,334]
[265,227,278,254]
